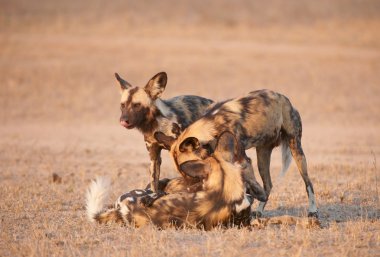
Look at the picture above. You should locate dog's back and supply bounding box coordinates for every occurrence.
[169,90,295,165]
[154,96,213,141]
[162,95,213,129]
[169,89,318,217]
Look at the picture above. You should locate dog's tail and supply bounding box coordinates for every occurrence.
[279,139,292,177]
[86,177,127,224]
[86,177,112,222]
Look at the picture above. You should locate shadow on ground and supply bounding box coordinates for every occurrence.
[264,202,380,227]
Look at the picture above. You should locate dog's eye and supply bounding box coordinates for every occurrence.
[132,103,141,108]
[120,103,126,109]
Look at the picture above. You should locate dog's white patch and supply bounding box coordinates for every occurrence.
[86,177,111,222]
[119,203,130,222]
[235,194,251,213]
[211,109,219,115]
[135,190,143,195]
[279,141,292,177]
[307,186,318,213]
[126,197,135,203]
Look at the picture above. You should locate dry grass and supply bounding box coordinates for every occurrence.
[1,0,380,256]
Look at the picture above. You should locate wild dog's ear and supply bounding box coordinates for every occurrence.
[179,160,210,179]
[144,72,167,100]
[215,131,243,163]
[179,137,200,153]
[115,73,132,90]
[171,123,181,136]
[154,132,175,149]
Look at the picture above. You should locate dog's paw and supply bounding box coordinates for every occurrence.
[307,211,319,219]
[251,211,263,219]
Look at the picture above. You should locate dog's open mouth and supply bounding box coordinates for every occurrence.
[120,120,134,129]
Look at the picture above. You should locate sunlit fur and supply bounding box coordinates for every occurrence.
[85,133,251,230]
[170,89,318,216]
[115,72,213,192]
[120,87,151,107]
[171,90,290,155]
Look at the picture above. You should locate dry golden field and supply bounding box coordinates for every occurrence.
[1,0,380,256]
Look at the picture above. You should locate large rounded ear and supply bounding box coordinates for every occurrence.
[115,73,132,90]
[215,131,243,163]
[179,160,210,179]
[179,137,200,153]
[144,72,167,100]
[154,132,175,149]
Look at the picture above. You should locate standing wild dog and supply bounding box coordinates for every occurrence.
[115,72,213,192]
[156,89,318,217]
[86,132,253,230]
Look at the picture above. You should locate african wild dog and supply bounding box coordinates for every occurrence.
[156,89,318,217]
[86,132,253,230]
[115,72,213,192]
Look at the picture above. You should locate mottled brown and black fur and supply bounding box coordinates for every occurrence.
[86,132,253,230]
[144,177,203,194]
[161,89,318,217]
[115,72,213,192]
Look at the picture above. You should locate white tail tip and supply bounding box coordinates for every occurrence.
[86,177,111,222]
[280,141,292,177]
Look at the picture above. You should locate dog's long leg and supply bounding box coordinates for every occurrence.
[241,157,267,202]
[255,146,273,216]
[148,143,162,192]
[283,107,318,217]
[288,136,318,217]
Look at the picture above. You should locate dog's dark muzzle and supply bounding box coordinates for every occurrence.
[120,117,134,129]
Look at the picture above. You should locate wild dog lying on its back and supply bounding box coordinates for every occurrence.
[157,89,318,217]
[115,72,213,192]
[86,132,253,230]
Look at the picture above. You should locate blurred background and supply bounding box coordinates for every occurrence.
[1,0,379,127]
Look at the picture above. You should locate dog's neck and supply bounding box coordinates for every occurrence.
[204,158,245,204]
[138,98,181,139]
[136,107,160,134]
[137,106,174,135]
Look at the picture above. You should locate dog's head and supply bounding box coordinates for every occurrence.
[115,72,167,131]
[156,128,266,202]
[176,132,248,204]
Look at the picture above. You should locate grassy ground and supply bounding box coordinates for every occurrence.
[1,0,380,256]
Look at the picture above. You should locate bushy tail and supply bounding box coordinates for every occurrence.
[280,140,292,177]
[86,177,111,222]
